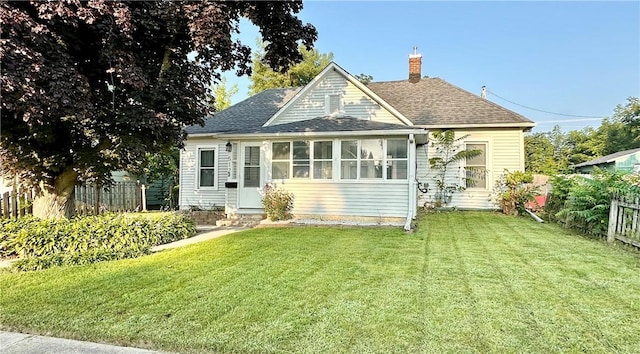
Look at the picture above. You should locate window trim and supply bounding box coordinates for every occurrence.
[464,141,489,190]
[197,146,218,190]
[271,140,334,180]
[339,139,408,181]
[325,94,343,116]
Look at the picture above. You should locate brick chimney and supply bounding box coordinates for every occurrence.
[409,46,422,83]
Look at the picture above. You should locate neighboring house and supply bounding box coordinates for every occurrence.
[573,147,640,174]
[179,51,535,229]
[0,177,11,194]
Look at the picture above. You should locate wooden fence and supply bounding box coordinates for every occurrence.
[0,182,144,218]
[608,194,640,247]
[75,182,143,215]
[0,189,34,218]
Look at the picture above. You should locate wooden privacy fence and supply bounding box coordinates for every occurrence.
[608,194,640,247]
[75,182,144,215]
[0,189,34,218]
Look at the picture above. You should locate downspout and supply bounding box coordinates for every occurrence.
[404,134,416,231]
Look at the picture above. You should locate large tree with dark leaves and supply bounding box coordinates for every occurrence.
[0,1,316,218]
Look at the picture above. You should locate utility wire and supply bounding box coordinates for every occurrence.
[485,89,605,119]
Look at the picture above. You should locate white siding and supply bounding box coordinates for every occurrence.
[417,129,525,210]
[275,181,409,218]
[179,138,228,210]
[270,70,405,126]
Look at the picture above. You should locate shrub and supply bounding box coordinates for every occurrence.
[544,174,578,221]
[493,170,537,216]
[261,184,294,221]
[0,212,196,271]
[555,169,640,236]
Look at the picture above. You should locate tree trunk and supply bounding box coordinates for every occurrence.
[32,169,78,219]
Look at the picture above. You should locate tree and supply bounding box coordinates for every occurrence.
[428,130,482,207]
[210,77,239,112]
[524,132,557,175]
[249,42,333,95]
[1,1,316,218]
[599,97,640,154]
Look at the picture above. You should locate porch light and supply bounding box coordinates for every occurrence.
[225,141,232,152]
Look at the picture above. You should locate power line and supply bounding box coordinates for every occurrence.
[485,89,605,119]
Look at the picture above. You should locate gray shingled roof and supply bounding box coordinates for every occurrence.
[226,116,421,135]
[366,78,534,126]
[573,147,640,168]
[185,87,301,135]
[185,76,534,136]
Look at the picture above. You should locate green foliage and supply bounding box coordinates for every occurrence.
[428,130,482,206]
[0,212,196,271]
[524,97,640,175]
[210,77,239,111]
[1,1,316,217]
[493,170,537,216]
[249,42,333,95]
[544,175,578,221]
[261,184,294,221]
[554,169,640,236]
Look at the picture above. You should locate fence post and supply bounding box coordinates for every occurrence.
[607,195,619,243]
[141,184,147,211]
[1,192,7,218]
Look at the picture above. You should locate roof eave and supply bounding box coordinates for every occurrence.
[415,122,537,129]
[213,129,428,139]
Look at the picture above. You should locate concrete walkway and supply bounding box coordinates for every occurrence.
[151,225,247,252]
[0,331,170,354]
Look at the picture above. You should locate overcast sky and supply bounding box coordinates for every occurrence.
[224,1,640,133]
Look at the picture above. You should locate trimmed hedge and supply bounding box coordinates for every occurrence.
[0,212,196,271]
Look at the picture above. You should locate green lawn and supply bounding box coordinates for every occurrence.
[2,212,640,353]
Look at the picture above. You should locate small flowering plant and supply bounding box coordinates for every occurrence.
[261,183,295,221]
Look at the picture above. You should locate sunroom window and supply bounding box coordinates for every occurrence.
[339,139,407,180]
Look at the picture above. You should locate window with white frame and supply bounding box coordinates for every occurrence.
[292,141,310,178]
[465,143,487,189]
[313,141,333,179]
[228,143,238,181]
[340,139,408,180]
[272,142,291,179]
[272,141,333,179]
[198,148,216,188]
[387,139,408,179]
[325,94,342,115]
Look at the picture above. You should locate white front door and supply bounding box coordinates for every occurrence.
[238,143,263,208]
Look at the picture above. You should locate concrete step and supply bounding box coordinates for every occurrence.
[216,214,264,228]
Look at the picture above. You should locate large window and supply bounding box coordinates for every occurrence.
[198,148,216,188]
[465,143,487,189]
[387,139,408,179]
[340,139,407,180]
[272,141,333,179]
[313,141,333,179]
[272,142,290,179]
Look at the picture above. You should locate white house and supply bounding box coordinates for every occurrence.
[179,51,535,229]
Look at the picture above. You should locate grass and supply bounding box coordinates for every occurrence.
[2,211,640,353]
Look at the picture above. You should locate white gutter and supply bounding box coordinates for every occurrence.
[190,128,427,139]
[416,122,536,129]
[404,133,417,231]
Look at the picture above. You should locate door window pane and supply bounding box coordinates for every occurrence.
[244,146,260,187]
